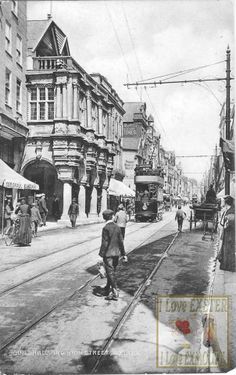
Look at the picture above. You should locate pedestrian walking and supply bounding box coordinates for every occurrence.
[4,198,13,229]
[14,198,32,246]
[52,194,60,221]
[217,195,235,272]
[68,198,79,228]
[38,193,48,226]
[99,209,127,300]
[175,205,186,232]
[126,200,133,221]
[113,204,128,238]
[31,202,42,236]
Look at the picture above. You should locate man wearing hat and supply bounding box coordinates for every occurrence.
[113,204,128,239]
[68,197,79,228]
[99,209,127,300]
[38,193,48,226]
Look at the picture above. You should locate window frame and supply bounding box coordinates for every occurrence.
[5,21,12,55]
[11,0,18,17]
[16,34,22,66]
[5,68,12,107]
[29,87,54,121]
[16,78,22,113]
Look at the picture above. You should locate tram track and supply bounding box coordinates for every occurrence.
[0,222,176,355]
[0,222,154,298]
[0,221,136,274]
[91,231,179,373]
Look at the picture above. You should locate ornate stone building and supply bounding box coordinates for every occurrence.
[22,18,124,222]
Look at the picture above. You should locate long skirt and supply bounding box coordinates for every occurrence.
[14,214,32,245]
[219,228,235,272]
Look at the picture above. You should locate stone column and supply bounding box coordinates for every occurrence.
[60,182,72,221]
[107,109,112,139]
[89,187,98,218]
[62,84,67,119]
[78,184,87,220]
[73,83,79,120]
[86,91,92,129]
[67,80,73,121]
[101,188,107,213]
[56,84,62,118]
[98,101,103,134]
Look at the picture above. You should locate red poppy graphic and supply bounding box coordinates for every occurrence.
[175,319,191,334]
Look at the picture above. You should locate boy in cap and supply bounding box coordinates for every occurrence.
[68,198,79,228]
[99,209,127,300]
[31,202,42,236]
[38,193,48,226]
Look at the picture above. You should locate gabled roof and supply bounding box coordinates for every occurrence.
[123,102,146,123]
[27,19,70,56]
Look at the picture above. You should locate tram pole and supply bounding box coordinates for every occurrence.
[225,46,231,195]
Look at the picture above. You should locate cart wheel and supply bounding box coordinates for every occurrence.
[190,211,192,231]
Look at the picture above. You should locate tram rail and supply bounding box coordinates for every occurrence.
[0,221,147,275]
[91,231,179,373]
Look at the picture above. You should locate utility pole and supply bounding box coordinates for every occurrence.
[225,46,231,195]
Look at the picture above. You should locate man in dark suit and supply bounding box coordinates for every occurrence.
[99,209,127,300]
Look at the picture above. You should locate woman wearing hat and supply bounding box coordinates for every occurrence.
[14,198,32,246]
[218,195,235,272]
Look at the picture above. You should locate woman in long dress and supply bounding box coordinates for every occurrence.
[218,196,235,272]
[14,198,32,246]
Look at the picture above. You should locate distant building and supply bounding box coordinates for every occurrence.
[122,102,160,189]
[22,17,125,222]
[0,0,28,225]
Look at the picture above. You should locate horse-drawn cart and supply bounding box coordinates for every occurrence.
[189,203,219,240]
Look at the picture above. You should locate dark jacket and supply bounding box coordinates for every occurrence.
[38,197,48,214]
[68,203,79,216]
[99,221,125,258]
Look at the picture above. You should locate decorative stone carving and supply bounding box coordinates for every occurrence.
[86,131,95,142]
[54,122,68,135]
[56,75,68,85]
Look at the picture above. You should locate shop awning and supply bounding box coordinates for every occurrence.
[0,159,39,190]
[108,178,135,197]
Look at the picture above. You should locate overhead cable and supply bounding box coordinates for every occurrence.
[137,60,225,83]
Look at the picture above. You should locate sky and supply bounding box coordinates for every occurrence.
[27,0,234,182]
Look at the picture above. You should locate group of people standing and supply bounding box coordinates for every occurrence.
[4,193,48,246]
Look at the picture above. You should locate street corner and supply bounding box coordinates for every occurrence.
[156,295,230,371]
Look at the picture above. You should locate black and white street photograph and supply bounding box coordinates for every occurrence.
[0,0,235,373]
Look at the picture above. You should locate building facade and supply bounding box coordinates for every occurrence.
[0,0,28,226]
[22,18,125,222]
[122,102,160,189]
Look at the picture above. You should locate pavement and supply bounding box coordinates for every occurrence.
[210,249,236,371]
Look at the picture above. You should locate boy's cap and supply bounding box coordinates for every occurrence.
[102,209,114,218]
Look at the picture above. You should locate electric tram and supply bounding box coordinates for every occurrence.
[134,164,164,222]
